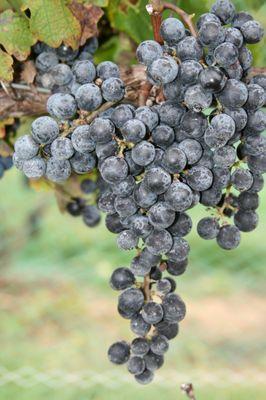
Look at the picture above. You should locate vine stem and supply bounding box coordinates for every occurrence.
[163,2,197,37]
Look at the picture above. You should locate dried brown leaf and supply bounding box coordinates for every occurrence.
[69,2,103,46]
[21,60,37,84]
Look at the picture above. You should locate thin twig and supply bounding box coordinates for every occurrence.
[7,82,50,94]
[163,2,197,37]
[139,81,153,106]
[180,383,196,400]
[86,101,117,124]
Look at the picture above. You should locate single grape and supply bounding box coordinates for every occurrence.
[216,225,241,250]
[101,77,125,102]
[231,168,254,191]
[131,141,155,166]
[197,217,220,240]
[158,101,186,128]
[199,66,226,93]
[199,21,225,48]
[234,210,258,232]
[162,293,186,322]
[168,213,192,237]
[136,40,163,66]
[96,61,120,80]
[22,156,46,179]
[144,351,164,371]
[90,117,115,144]
[210,0,236,24]
[240,20,264,44]
[160,17,185,45]
[75,83,102,111]
[142,302,164,325]
[186,166,213,191]
[224,27,243,48]
[148,201,176,229]
[46,157,71,182]
[111,105,135,129]
[14,134,39,160]
[166,259,188,276]
[118,288,144,315]
[127,356,145,375]
[130,314,151,337]
[179,62,202,88]
[117,229,138,250]
[47,93,77,120]
[50,137,74,160]
[82,205,101,227]
[164,181,193,212]
[184,84,213,112]
[50,64,73,86]
[176,36,203,61]
[72,60,96,84]
[108,341,130,365]
[148,56,179,85]
[152,124,175,149]
[121,119,146,143]
[145,229,173,256]
[181,111,207,138]
[35,52,59,72]
[214,42,238,68]
[150,335,169,356]
[232,12,253,29]
[178,139,203,165]
[135,106,159,132]
[110,267,136,291]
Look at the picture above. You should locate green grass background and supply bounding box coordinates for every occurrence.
[0,168,265,400]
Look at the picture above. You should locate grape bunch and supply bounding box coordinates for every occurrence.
[33,37,99,93]
[0,155,13,179]
[12,0,265,385]
[13,58,126,182]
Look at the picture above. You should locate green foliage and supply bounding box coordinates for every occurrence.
[0,49,14,82]
[25,0,81,49]
[107,0,153,43]
[0,9,36,61]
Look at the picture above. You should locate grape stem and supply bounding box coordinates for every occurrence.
[180,383,197,399]
[163,2,197,38]
[86,101,117,124]
[143,274,151,301]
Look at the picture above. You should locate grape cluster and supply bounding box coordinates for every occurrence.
[0,155,13,179]
[12,0,265,385]
[105,0,265,383]
[13,58,126,182]
[33,37,99,93]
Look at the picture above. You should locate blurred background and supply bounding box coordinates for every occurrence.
[0,0,266,399]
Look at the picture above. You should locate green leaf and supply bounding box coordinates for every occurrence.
[83,0,109,7]
[94,34,132,63]
[0,49,14,82]
[0,9,35,60]
[107,0,153,44]
[26,0,81,49]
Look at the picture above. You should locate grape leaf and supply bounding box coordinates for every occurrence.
[26,0,81,49]
[0,49,14,82]
[0,9,35,60]
[69,1,103,46]
[107,0,153,44]
[83,0,109,6]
